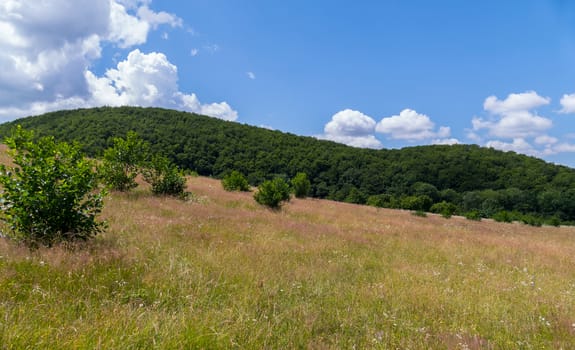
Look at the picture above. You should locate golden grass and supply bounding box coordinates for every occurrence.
[1,175,575,348]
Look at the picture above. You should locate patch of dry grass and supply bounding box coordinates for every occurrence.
[1,175,575,348]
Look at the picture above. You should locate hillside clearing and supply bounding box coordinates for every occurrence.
[1,176,575,348]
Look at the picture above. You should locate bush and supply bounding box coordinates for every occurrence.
[492,210,513,223]
[411,210,427,217]
[100,131,150,191]
[546,216,561,227]
[142,155,188,198]
[291,172,311,198]
[464,210,482,221]
[430,201,457,218]
[222,170,250,192]
[254,178,291,209]
[0,126,105,247]
[520,214,543,227]
[400,195,433,212]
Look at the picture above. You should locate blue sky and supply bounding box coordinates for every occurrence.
[2,1,575,167]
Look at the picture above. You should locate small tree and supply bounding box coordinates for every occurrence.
[100,131,149,191]
[430,201,458,218]
[291,172,311,198]
[254,178,291,209]
[141,155,188,198]
[0,126,105,247]
[222,170,250,192]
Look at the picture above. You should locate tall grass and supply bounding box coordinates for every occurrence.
[1,176,575,348]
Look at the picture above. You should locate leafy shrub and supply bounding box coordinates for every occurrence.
[464,210,482,221]
[430,201,457,218]
[400,195,433,212]
[492,210,513,223]
[344,187,367,204]
[546,216,561,227]
[142,155,188,198]
[291,172,311,198]
[520,214,543,227]
[222,170,250,192]
[254,178,291,209]
[100,131,150,191]
[0,126,105,247]
[411,210,427,217]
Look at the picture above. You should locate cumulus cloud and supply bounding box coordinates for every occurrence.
[320,109,382,148]
[0,0,237,122]
[375,109,450,141]
[534,135,558,145]
[559,93,575,114]
[432,138,460,145]
[486,138,538,156]
[483,91,550,114]
[86,49,238,120]
[473,91,552,139]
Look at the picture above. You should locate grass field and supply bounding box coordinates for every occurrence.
[1,175,575,349]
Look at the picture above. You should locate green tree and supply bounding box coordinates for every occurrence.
[430,201,457,218]
[400,195,433,212]
[142,155,188,198]
[291,172,311,198]
[101,131,150,191]
[254,178,291,209]
[222,170,250,192]
[0,126,105,247]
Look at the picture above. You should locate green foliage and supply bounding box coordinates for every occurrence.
[546,216,561,227]
[142,155,188,198]
[3,106,575,224]
[222,170,250,192]
[492,211,514,223]
[430,201,457,218]
[520,214,543,227]
[400,195,433,212]
[291,172,311,198]
[0,126,105,247]
[411,210,427,217]
[344,187,367,204]
[464,210,482,221]
[254,178,291,209]
[100,131,150,191]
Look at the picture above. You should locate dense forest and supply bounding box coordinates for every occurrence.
[1,106,575,224]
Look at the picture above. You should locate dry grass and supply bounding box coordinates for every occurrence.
[1,175,575,348]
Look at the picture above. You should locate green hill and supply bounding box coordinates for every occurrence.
[1,106,574,223]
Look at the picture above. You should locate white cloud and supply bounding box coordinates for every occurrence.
[375,109,450,141]
[559,93,575,114]
[432,138,460,145]
[483,91,550,114]
[137,5,182,29]
[534,135,558,145]
[486,138,539,156]
[553,143,575,153]
[473,91,552,139]
[179,93,238,121]
[320,109,382,148]
[87,49,238,121]
[0,1,236,122]
[247,71,256,80]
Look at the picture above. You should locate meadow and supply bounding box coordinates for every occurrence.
[1,176,575,349]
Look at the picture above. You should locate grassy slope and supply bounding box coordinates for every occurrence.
[1,174,575,348]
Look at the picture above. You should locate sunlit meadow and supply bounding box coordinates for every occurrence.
[1,173,575,349]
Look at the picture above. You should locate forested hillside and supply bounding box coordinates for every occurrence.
[1,106,574,223]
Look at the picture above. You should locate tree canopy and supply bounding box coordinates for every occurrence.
[2,106,574,223]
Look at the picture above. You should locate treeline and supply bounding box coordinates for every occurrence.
[2,106,575,224]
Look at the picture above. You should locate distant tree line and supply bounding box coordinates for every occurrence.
[2,106,574,225]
